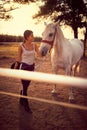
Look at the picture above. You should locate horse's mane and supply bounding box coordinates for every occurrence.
[56,25,65,41]
[53,25,65,56]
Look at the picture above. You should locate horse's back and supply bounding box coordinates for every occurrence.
[69,39,84,64]
[69,39,84,49]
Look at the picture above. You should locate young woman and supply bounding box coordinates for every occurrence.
[14,30,40,113]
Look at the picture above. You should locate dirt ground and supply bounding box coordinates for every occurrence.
[0,55,87,130]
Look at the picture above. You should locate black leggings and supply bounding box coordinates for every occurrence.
[20,63,35,95]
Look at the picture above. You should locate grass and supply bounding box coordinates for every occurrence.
[0,42,87,59]
[0,42,19,58]
[0,42,40,59]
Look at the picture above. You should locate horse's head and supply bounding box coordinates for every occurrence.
[39,22,58,56]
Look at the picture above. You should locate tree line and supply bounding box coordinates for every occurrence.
[0,34,41,42]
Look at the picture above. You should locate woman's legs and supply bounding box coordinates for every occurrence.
[21,79,30,96]
[19,63,34,113]
[20,80,32,113]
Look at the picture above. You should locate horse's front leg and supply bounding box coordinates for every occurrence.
[66,65,74,102]
[51,65,58,94]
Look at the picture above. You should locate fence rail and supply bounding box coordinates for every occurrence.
[0,68,87,88]
[0,68,87,111]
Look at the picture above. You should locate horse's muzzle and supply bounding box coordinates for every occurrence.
[40,46,48,56]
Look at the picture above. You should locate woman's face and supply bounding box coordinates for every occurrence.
[27,33,34,42]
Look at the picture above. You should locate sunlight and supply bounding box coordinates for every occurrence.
[62,26,74,39]
[0,3,45,37]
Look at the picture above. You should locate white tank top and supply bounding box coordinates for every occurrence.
[21,43,35,65]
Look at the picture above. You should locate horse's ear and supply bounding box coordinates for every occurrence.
[44,22,47,26]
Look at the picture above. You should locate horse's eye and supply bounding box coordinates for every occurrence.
[49,33,53,37]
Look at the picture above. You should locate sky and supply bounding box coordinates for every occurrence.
[0,1,85,39]
[0,2,45,37]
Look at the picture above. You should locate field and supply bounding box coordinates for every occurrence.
[0,42,87,130]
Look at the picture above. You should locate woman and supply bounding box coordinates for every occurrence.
[14,30,40,113]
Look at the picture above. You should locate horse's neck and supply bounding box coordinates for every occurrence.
[53,30,65,56]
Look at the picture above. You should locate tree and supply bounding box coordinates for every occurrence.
[0,0,19,20]
[34,0,87,39]
[1,0,86,37]
[33,0,87,56]
[0,0,35,20]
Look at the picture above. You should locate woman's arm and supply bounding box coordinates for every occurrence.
[16,45,22,62]
[35,43,41,57]
[14,45,22,69]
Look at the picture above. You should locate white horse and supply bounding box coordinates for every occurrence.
[39,22,84,102]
